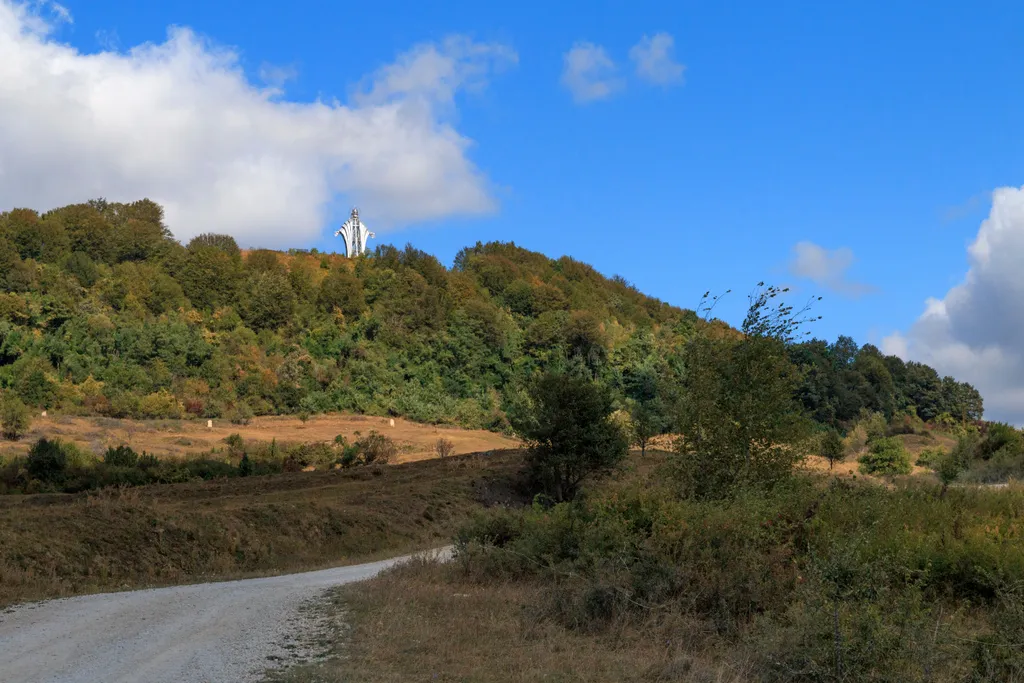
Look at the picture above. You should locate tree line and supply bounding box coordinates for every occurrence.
[0,198,982,435]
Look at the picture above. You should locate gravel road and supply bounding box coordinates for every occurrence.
[0,549,448,683]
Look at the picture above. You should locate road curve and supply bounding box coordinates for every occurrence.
[0,548,449,683]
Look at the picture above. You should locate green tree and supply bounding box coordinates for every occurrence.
[512,371,628,502]
[187,233,241,258]
[0,236,19,290]
[0,393,32,440]
[26,438,67,483]
[1,210,70,262]
[245,249,286,274]
[239,271,297,330]
[112,218,168,262]
[820,428,845,470]
[64,251,100,287]
[935,450,965,496]
[47,203,115,263]
[179,246,243,311]
[317,269,366,318]
[674,285,817,499]
[630,398,668,457]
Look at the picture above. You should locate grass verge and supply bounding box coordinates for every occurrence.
[0,450,527,607]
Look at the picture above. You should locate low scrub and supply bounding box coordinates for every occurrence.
[858,436,912,475]
[0,431,405,494]
[452,475,1024,681]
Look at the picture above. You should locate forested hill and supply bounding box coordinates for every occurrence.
[0,199,982,429]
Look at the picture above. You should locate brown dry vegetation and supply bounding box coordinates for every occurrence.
[267,559,747,683]
[0,450,528,608]
[0,412,519,464]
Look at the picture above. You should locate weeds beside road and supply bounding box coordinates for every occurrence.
[0,450,527,607]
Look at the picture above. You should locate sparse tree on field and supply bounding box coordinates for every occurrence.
[820,428,845,470]
[674,284,819,499]
[512,371,628,503]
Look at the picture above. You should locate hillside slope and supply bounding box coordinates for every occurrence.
[0,199,981,430]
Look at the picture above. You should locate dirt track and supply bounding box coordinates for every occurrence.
[0,549,449,683]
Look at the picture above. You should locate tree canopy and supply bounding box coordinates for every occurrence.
[0,200,983,434]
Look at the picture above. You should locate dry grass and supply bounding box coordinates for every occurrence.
[0,412,519,463]
[0,450,528,608]
[268,560,750,683]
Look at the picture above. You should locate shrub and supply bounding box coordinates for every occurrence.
[858,437,912,476]
[862,410,888,443]
[915,446,946,468]
[934,449,966,491]
[224,401,254,425]
[357,430,397,465]
[137,452,160,469]
[223,433,244,453]
[434,437,455,459]
[26,437,67,483]
[138,390,184,419]
[0,393,32,440]
[103,444,139,467]
[976,422,1024,460]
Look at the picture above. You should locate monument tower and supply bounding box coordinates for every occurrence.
[335,208,375,257]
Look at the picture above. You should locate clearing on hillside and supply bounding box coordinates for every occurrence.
[0,413,519,463]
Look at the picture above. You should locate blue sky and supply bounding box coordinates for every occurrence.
[4,1,1024,419]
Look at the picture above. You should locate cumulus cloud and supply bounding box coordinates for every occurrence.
[561,42,622,103]
[787,241,876,298]
[0,1,516,246]
[883,186,1024,424]
[629,32,684,86]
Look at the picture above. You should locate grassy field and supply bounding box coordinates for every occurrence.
[0,412,520,463]
[0,449,528,608]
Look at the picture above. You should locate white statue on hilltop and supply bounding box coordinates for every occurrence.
[335,208,375,257]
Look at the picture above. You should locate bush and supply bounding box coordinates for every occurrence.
[434,437,455,459]
[976,422,1024,460]
[915,446,946,468]
[138,390,184,419]
[858,437,912,476]
[357,431,397,465]
[224,402,253,425]
[223,433,244,453]
[0,393,32,440]
[26,437,67,483]
[103,444,139,467]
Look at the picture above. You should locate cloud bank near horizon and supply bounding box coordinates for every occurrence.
[883,186,1024,424]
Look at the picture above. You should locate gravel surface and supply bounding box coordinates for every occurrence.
[0,549,449,683]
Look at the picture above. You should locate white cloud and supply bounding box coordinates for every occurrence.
[883,186,1024,424]
[0,1,516,247]
[787,241,876,298]
[561,42,622,103]
[629,32,684,86]
[257,62,298,90]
